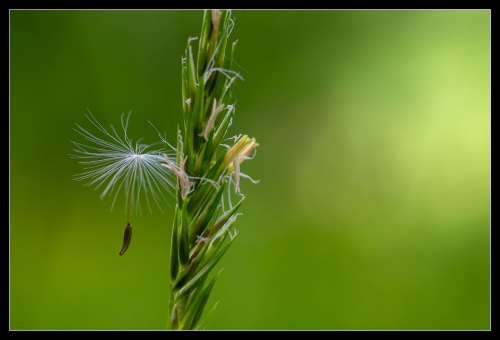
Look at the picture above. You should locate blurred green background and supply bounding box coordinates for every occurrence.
[10,10,490,330]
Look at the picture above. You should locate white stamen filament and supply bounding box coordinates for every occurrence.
[199,98,225,140]
[162,154,193,199]
[232,158,241,194]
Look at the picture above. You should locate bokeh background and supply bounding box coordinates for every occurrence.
[10,10,490,330]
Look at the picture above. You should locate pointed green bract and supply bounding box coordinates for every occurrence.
[178,201,190,266]
[189,181,227,242]
[180,271,222,329]
[169,206,179,281]
[194,301,219,330]
[178,239,234,296]
[196,10,212,79]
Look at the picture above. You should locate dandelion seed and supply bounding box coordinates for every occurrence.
[71,110,177,253]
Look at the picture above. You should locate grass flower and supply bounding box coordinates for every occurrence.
[166,10,259,330]
[71,110,176,254]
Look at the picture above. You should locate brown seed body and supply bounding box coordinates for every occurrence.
[119,223,132,256]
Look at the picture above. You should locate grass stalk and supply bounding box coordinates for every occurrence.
[166,9,258,330]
